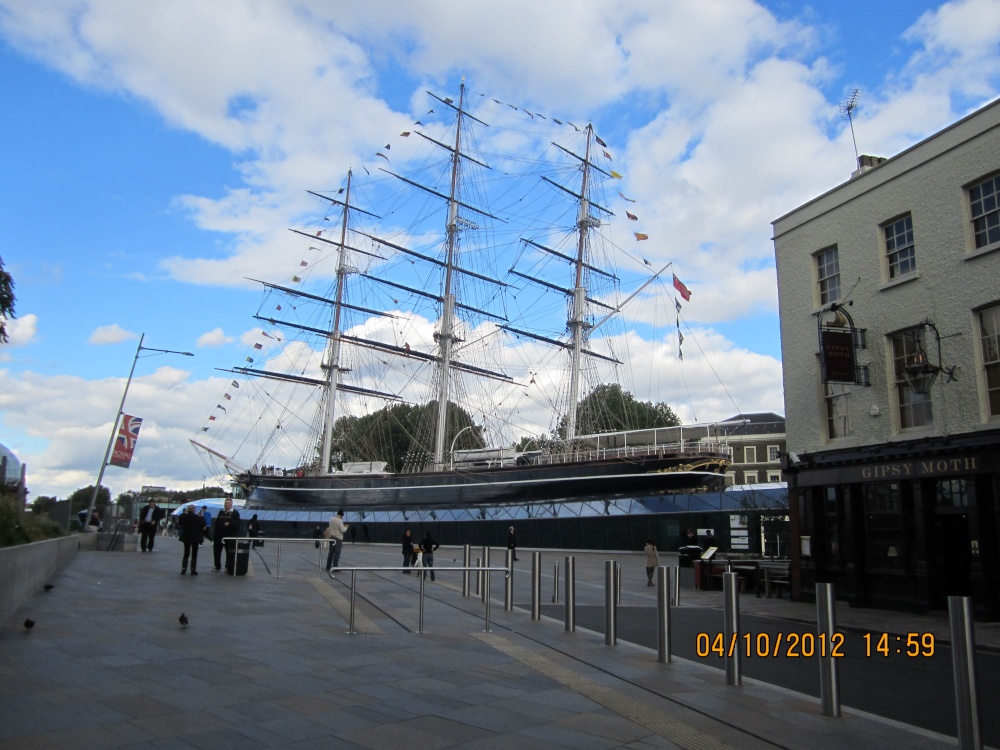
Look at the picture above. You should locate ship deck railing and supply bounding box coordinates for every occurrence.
[533,440,733,467]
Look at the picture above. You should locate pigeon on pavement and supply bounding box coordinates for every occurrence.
[178,613,189,628]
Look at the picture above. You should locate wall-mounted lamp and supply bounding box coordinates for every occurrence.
[903,320,957,395]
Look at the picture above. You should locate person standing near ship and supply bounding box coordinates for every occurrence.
[507,526,518,562]
[177,504,206,575]
[643,539,659,587]
[401,529,414,574]
[212,497,241,573]
[326,510,348,575]
[138,499,165,553]
[420,531,439,581]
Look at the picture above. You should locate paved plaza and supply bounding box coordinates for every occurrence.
[1,541,995,749]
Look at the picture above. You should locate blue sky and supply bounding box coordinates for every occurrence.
[1,0,998,501]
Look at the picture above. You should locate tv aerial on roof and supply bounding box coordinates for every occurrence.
[840,89,861,170]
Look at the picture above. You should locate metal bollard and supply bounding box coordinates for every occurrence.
[475,557,481,596]
[565,556,576,632]
[723,572,741,686]
[605,560,617,646]
[483,566,492,632]
[552,561,560,603]
[349,570,357,634]
[948,596,982,750]
[462,544,471,597]
[479,547,490,602]
[816,582,840,717]
[276,541,282,578]
[418,571,426,634]
[670,566,680,607]
[531,552,541,620]
[657,566,672,663]
[505,549,514,611]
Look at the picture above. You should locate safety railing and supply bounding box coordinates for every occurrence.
[221,536,510,633]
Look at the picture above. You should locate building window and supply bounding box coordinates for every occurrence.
[979,304,1000,417]
[884,214,916,279]
[891,329,933,429]
[767,445,780,462]
[767,470,782,482]
[969,174,1000,250]
[744,446,757,464]
[724,472,736,486]
[816,246,840,305]
[825,383,852,438]
[744,471,758,484]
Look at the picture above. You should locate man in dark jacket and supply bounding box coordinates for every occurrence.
[420,531,440,581]
[401,530,414,574]
[177,505,207,575]
[212,498,241,573]
[138,500,166,553]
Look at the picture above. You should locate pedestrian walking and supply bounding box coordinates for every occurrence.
[643,539,659,586]
[177,504,206,575]
[507,525,518,561]
[138,500,165,552]
[325,510,348,575]
[421,531,440,581]
[401,529,414,574]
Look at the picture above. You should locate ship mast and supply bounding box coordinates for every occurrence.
[563,125,596,449]
[432,82,466,470]
[321,169,353,473]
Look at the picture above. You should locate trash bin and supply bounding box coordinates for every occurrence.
[231,540,251,576]
[678,545,702,568]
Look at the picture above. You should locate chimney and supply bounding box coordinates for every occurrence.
[851,154,887,179]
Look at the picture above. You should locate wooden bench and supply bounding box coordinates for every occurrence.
[757,563,791,598]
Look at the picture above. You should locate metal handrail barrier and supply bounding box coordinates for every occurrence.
[327,565,511,635]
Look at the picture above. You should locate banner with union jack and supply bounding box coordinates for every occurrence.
[109,414,143,468]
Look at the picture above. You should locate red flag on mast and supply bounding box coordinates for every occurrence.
[672,274,692,302]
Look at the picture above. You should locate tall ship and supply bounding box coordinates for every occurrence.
[192,83,732,511]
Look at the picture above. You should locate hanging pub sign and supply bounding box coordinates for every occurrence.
[820,329,856,383]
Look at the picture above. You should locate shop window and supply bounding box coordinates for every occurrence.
[936,478,970,508]
[891,328,933,429]
[979,304,1000,417]
[864,482,903,570]
[824,486,840,565]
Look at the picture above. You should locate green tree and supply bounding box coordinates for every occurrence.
[0,255,15,344]
[557,383,680,438]
[67,485,111,522]
[330,400,482,473]
[30,495,59,515]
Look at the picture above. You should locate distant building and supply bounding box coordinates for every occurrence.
[0,442,27,509]
[715,413,786,486]
[773,98,1000,618]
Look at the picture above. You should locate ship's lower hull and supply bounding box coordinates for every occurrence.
[245,453,730,510]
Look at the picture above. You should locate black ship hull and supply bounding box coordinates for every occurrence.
[245,452,730,510]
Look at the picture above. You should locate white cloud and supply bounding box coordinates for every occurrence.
[1,313,38,347]
[89,324,137,345]
[197,328,234,347]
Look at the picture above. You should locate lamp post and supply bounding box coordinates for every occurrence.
[83,334,194,534]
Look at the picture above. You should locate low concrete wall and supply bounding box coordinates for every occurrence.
[0,535,80,625]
